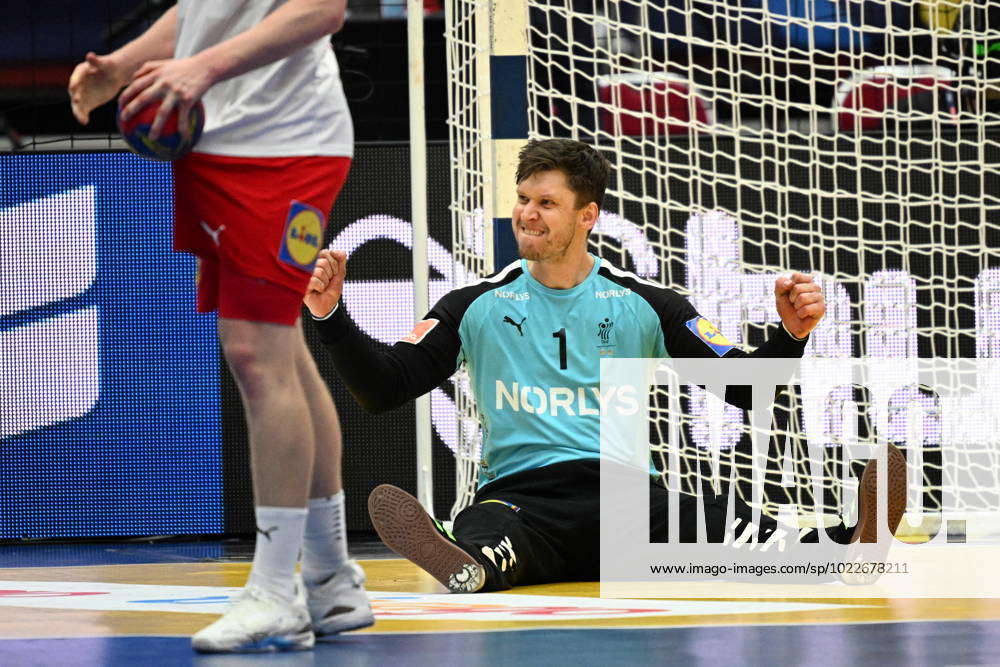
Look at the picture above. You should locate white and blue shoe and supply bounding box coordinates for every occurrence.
[191,583,314,653]
[300,560,376,638]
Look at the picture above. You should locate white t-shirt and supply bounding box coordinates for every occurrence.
[174,0,353,157]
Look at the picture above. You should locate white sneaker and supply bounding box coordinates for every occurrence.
[300,560,375,638]
[191,584,315,653]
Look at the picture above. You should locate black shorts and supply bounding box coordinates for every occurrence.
[452,459,850,591]
[452,460,603,589]
[451,459,795,591]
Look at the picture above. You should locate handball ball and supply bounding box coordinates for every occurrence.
[117,99,204,162]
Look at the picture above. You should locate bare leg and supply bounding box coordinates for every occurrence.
[219,317,314,508]
[192,318,316,651]
[295,328,343,498]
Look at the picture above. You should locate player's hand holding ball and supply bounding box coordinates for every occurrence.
[117,56,214,161]
[117,97,204,161]
[774,272,825,339]
[305,249,348,319]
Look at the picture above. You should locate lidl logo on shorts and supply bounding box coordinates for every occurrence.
[279,200,325,271]
[685,316,735,356]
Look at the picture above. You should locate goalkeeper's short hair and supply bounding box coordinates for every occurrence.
[516,139,611,210]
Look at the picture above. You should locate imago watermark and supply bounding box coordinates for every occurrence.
[599,358,1000,598]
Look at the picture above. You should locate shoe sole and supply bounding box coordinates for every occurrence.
[853,442,908,544]
[368,484,485,593]
[192,629,314,653]
[841,443,907,584]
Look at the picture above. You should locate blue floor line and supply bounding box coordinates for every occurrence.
[4,622,1000,667]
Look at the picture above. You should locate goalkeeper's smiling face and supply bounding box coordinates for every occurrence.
[512,169,597,264]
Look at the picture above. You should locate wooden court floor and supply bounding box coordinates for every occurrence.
[1,540,999,665]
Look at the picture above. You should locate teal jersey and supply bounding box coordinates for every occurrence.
[315,255,808,488]
[458,257,669,484]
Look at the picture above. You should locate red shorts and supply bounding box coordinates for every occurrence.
[173,153,351,325]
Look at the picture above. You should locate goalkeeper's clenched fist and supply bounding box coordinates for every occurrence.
[304,249,348,319]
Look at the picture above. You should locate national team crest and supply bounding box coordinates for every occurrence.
[685,316,735,356]
[597,317,617,356]
[598,317,615,344]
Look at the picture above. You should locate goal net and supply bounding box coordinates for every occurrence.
[445,0,1000,537]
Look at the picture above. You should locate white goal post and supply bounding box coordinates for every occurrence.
[442,0,1000,538]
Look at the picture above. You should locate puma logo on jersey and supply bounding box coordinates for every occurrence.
[199,220,226,246]
[502,315,526,336]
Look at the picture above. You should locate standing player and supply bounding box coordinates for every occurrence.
[306,139,906,593]
[68,0,372,652]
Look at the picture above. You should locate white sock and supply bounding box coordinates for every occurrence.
[247,506,308,601]
[301,491,350,585]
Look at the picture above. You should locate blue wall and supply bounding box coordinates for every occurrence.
[0,153,222,538]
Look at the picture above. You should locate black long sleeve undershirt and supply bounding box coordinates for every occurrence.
[311,303,457,413]
[311,297,808,415]
[719,324,808,409]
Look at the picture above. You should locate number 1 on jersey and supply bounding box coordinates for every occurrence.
[552,328,567,370]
